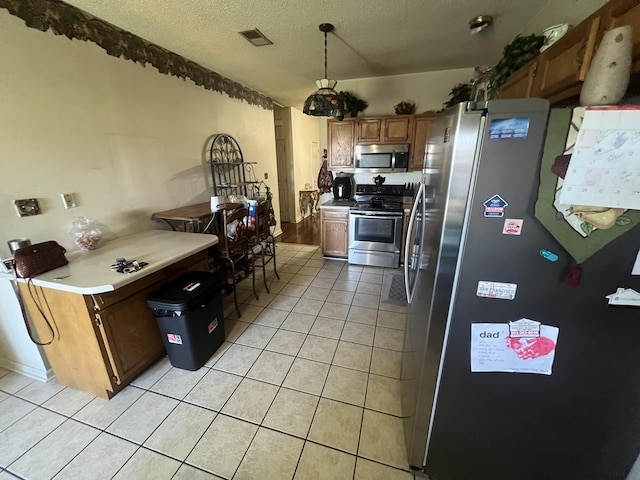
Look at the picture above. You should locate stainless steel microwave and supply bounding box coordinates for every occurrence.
[354,144,409,173]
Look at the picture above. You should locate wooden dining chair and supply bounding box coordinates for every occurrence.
[213,205,257,318]
[250,199,279,293]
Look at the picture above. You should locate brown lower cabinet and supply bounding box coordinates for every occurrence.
[20,251,210,398]
[321,208,349,258]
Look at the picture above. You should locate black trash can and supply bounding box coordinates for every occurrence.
[147,271,225,371]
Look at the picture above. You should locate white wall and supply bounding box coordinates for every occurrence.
[0,9,279,375]
[0,10,279,259]
[337,68,476,116]
[289,108,321,221]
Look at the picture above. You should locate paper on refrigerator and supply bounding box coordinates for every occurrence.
[605,288,640,306]
[558,107,640,210]
[471,322,559,375]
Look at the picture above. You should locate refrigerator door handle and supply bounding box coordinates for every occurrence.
[404,183,425,303]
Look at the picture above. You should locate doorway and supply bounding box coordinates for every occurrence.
[275,138,292,222]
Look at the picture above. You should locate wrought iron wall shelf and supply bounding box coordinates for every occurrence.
[209,134,260,198]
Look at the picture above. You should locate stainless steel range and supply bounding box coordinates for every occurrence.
[348,184,404,268]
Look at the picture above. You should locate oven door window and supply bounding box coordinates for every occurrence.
[358,153,392,169]
[354,216,396,243]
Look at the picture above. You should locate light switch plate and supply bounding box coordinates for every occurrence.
[14,198,41,217]
[61,193,76,209]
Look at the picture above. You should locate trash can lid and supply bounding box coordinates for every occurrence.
[147,271,222,310]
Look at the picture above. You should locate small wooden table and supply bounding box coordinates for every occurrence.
[152,202,244,233]
[299,189,319,219]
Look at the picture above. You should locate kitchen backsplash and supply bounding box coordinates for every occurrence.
[352,171,422,186]
[320,170,422,204]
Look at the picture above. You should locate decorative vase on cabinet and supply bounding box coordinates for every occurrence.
[580,25,632,106]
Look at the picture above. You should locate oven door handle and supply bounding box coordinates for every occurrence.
[350,213,402,220]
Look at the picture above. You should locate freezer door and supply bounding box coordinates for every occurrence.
[402,103,485,468]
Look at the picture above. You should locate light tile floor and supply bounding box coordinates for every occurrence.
[0,243,416,480]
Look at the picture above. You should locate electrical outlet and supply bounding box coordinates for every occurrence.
[264,173,269,179]
[61,193,76,209]
[14,198,41,217]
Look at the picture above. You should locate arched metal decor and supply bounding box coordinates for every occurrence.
[208,134,258,198]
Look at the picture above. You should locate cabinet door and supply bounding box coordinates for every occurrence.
[19,283,115,397]
[328,119,355,170]
[531,17,601,101]
[605,0,640,72]
[321,209,349,257]
[383,116,411,143]
[95,281,166,388]
[409,115,434,171]
[357,118,382,143]
[499,61,537,99]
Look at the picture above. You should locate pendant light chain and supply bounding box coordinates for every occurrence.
[324,30,328,80]
[303,23,343,118]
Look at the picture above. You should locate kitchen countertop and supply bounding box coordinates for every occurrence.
[11,230,218,295]
[320,199,355,208]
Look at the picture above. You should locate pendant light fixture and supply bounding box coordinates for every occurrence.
[303,23,345,119]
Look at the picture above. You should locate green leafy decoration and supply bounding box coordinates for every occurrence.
[489,34,546,97]
[580,221,595,236]
[615,216,632,226]
[442,83,471,109]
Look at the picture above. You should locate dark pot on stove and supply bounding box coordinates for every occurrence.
[333,172,355,200]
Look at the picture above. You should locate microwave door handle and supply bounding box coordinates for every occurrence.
[391,152,396,171]
[404,183,424,303]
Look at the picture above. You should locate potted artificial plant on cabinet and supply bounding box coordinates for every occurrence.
[337,91,368,118]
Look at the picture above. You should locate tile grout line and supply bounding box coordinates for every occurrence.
[3,244,411,479]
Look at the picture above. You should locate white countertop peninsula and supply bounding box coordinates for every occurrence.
[18,230,219,295]
[15,229,218,398]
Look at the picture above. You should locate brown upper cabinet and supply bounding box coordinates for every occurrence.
[499,61,540,100]
[531,16,601,102]
[328,113,435,171]
[499,0,640,104]
[328,118,356,170]
[357,118,382,143]
[409,114,436,171]
[356,115,412,143]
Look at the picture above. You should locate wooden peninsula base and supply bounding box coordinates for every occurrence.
[17,231,217,399]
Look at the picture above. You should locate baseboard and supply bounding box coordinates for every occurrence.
[0,357,54,382]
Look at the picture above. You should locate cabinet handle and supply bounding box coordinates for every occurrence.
[531,63,538,78]
[93,315,101,326]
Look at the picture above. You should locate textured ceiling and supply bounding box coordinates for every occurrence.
[62,0,550,108]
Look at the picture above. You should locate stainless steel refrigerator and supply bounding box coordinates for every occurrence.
[402,99,640,479]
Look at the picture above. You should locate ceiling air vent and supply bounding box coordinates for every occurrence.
[239,29,273,47]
